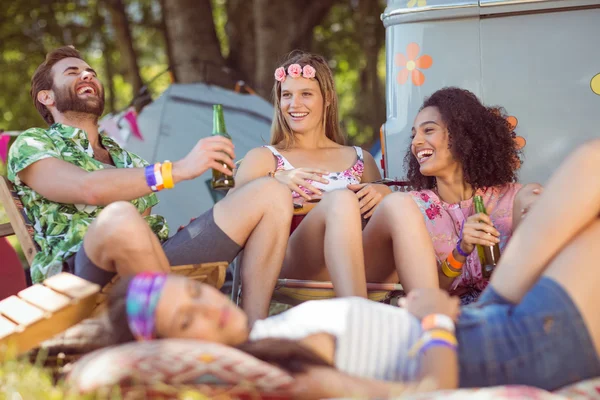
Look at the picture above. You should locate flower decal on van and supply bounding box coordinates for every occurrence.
[395,43,432,87]
[407,0,427,6]
[506,116,526,150]
[592,73,600,96]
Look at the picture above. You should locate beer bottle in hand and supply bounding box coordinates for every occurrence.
[473,195,501,278]
[211,104,235,191]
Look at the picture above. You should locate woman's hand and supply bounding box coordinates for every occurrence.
[459,213,501,255]
[273,168,329,200]
[402,288,460,322]
[347,183,391,218]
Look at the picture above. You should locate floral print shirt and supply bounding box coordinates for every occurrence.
[264,145,364,198]
[8,123,169,283]
[409,184,522,301]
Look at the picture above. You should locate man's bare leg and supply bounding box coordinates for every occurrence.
[83,201,170,275]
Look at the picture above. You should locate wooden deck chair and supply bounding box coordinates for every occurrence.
[229,178,413,307]
[0,176,38,282]
[0,272,100,357]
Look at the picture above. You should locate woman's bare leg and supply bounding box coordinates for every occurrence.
[491,139,600,303]
[363,192,439,291]
[213,178,293,324]
[541,219,600,357]
[281,189,368,298]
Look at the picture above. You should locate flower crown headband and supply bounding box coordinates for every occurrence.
[274,63,317,82]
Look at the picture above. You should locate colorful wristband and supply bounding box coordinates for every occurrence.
[145,165,157,191]
[152,163,164,192]
[441,260,461,278]
[456,240,469,258]
[421,314,456,333]
[420,339,457,355]
[161,161,174,189]
[408,331,458,357]
[447,250,464,270]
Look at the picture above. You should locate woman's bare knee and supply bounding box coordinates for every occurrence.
[376,192,420,219]
[319,189,360,212]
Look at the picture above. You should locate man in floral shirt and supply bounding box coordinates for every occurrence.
[7,46,292,323]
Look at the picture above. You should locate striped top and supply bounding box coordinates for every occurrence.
[249,297,423,382]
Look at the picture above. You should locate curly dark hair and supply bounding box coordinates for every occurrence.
[404,87,522,190]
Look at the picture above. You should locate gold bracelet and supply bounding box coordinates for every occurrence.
[441,260,461,278]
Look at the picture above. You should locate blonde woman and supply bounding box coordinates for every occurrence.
[234,51,439,299]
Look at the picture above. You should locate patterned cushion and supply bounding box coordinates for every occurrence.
[67,339,600,399]
[554,376,600,399]
[401,377,600,399]
[67,339,294,397]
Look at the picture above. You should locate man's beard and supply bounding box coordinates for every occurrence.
[53,83,105,117]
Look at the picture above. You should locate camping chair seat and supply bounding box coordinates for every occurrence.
[272,279,404,306]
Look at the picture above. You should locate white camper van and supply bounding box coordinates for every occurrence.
[382,0,600,184]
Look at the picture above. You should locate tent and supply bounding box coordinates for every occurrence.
[122,83,274,230]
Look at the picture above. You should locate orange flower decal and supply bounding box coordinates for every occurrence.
[507,116,526,150]
[395,43,433,87]
[407,0,427,7]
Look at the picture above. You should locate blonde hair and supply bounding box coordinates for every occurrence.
[270,51,345,147]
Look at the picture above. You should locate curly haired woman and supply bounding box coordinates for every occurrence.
[363,88,542,304]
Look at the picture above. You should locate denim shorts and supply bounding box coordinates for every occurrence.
[457,277,600,390]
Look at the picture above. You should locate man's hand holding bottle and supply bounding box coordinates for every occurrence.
[172,136,236,183]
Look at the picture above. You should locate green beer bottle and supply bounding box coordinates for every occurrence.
[473,195,501,278]
[211,104,235,191]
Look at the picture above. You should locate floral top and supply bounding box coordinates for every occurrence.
[7,123,169,283]
[409,184,522,301]
[264,145,364,198]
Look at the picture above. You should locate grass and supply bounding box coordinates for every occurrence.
[0,345,246,399]
[0,347,82,400]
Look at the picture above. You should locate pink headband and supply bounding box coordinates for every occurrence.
[274,64,316,83]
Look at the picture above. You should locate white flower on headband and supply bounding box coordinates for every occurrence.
[274,67,286,82]
[287,64,302,78]
[302,65,316,79]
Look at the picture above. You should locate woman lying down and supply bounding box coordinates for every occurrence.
[106,141,600,398]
